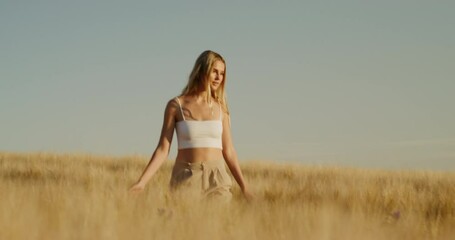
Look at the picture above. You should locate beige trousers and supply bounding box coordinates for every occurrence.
[170,159,232,201]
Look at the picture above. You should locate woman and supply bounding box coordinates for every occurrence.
[129,50,252,202]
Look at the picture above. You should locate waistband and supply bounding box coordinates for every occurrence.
[174,159,225,170]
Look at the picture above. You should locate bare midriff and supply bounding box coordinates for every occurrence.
[176,148,224,163]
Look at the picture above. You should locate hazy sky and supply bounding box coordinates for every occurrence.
[1,1,454,170]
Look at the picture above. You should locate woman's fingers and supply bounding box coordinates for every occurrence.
[129,183,145,194]
[243,189,255,202]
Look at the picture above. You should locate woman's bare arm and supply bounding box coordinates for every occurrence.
[221,112,253,200]
[129,99,178,192]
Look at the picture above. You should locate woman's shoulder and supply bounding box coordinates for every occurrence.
[172,95,189,103]
[164,97,182,112]
[171,95,222,107]
[167,95,185,104]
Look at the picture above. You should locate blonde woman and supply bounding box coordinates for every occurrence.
[129,50,253,202]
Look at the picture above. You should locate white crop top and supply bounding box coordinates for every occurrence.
[175,97,223,150]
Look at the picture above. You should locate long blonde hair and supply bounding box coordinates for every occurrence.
[181,50,229,115]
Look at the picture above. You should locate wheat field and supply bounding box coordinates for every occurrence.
[1,152,454,240]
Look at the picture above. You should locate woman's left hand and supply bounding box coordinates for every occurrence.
[242,188,255,202]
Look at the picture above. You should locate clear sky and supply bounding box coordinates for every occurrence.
[1,1,454,170]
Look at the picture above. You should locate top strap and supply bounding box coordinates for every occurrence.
[175,97,185,121]
[219,102,223,121]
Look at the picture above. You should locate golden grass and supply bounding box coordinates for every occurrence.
[1,152,454,240]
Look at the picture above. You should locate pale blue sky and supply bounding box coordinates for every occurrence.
[1,1,454,170]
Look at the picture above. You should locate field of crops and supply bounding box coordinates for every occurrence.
[1,152,454,240]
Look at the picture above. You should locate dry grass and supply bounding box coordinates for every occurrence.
[1,152,454,240]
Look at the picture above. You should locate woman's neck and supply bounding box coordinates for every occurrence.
[190,91,211,103]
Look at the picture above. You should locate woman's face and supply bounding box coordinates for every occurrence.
[208,60,225,91]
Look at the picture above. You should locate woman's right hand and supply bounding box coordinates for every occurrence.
[129,182,145,194]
